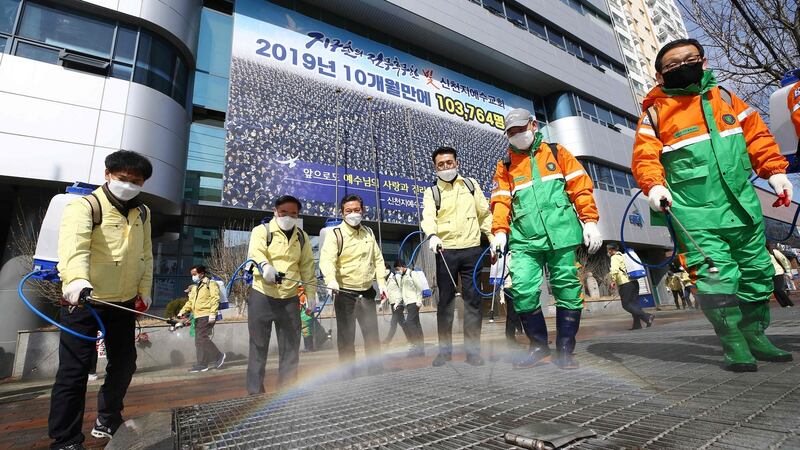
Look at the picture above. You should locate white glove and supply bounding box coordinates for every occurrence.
[259,262,277,284]
[582,222,603,255]
[768,174,793,206]
[492,232,507,257]
[428,235,443,253]
[647,185,672,212]
[208,314,216,324]
[327,279,340,292]
[140,295,152,312]
[63,279,93,306]
[499,294,506,306]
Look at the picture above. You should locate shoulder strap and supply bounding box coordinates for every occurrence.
[429,185,441,215]
[265,223,273,247]
[547,142,559,162]
[137,205,148,224]
[298,230,306,249]
[83,194,102,227]
[646,106,660,140]
[333,227,343,257]
[502,155,511,170]
[718,86,733,108]
[462,177,476,196]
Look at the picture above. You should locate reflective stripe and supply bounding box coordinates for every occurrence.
[638,127,656,137]
[541,173,565,182]
[718,127,743,138]
[793,103,800,112]
[491,190,511,198]
[662,133,710,154]
[511,180,533,195]
[737,107,755,121]
[564,170,586,181]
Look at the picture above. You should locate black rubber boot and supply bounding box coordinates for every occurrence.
[554,308,581,370]
[513,308,551,369]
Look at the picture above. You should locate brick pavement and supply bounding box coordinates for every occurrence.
[0,306,730,449]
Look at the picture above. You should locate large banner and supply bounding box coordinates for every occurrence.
[223,0,534,224]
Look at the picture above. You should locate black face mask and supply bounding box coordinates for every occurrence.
[662,62,704,89]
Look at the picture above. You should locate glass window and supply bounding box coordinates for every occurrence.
[548,29,565,49]
[597,55,612,69]
[505,4,525,27]
[582,49,597,65]
[594,164,612,186]
[110,62,132,80]
[197,8,232,76]
[627,173,638,189]
[568,0,584,14]
[612,170,629,191]
[578,97,596,117]
[0,0,20,34]
[482,0,504,16]
[565,38,581,57]
[114,26,137,64]
[15,41,59,63]
[527,16,547,39]
[0,36,7,53]
[173,55,189,106]
[596,105,613,124]
[611,111,627,127]
[19,2,115,58]
[134,30,176,98]
[193,71,229,112]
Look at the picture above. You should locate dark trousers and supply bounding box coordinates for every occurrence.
[505,294,522,344]
[436,246,483,357]
[384,303,407,343]
[246,291,301,395]
[333,288,381,367]
[773,275,795,307]
[404,303,424,348]
[49,300,137,448]
[671,289,688,309]
[619,281,649,329]
[194,316,221,366]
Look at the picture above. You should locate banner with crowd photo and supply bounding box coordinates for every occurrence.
[223,0,534,224]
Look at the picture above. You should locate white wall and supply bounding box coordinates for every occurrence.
[0,55,190,212]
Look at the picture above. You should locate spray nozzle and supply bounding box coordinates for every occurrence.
[275,271,285,284]
[660,198,671,211]
[705,257,720,274]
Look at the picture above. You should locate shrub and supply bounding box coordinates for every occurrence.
[165,297,188,318]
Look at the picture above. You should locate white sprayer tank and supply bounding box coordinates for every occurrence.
[768,71,800,156]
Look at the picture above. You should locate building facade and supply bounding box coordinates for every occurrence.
[606,0,688,101]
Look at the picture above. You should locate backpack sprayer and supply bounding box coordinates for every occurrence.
[18,183,179,341]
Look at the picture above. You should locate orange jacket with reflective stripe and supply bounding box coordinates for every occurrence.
[490,142,598,235]
[632,85,786,196]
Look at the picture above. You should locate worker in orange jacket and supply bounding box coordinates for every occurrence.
[632,38,793,372]
[491,108,602,370]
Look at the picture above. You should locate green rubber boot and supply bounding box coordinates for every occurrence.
[703,306,757,372]
[738,301,793,362]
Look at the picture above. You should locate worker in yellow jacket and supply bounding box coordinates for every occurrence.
[320,194,387,377]
[50,150,154,448]
[246,195,316,393]
[179,265,225,373]
[421,146,494,367]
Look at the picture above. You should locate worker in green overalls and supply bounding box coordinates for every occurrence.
[491,108,603,369]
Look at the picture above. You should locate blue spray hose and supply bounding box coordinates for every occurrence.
[18,270,106,341]
[471,247,497,297]
[398,230,423,261]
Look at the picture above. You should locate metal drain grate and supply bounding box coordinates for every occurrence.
[174,308,800,449]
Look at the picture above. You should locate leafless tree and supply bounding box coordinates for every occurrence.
[9,210,63,305]
[677,0,799,116]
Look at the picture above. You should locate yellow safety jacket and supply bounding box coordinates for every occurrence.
[319,223,386,291]
[180,277,220,318]
[248,219,316,302]
[609,252,630,286]
[421,175,493,249]
[58,186,152,302]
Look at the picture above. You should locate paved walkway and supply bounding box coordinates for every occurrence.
[0,305,789,449]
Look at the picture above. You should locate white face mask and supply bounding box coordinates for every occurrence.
[508,130,534,150]
[107,179,142,201]
[344,213,362,227]
[437,168,458,182]
[276,215,298,231]
[192,275,201,283]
